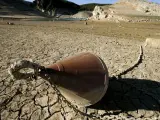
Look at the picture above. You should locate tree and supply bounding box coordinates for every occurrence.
[34,0,79,11]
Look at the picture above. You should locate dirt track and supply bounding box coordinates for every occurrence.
[0,21,160,120]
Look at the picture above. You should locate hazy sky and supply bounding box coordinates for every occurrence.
[25,0,160,5]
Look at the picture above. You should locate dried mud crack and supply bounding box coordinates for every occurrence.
[0,22,160,120]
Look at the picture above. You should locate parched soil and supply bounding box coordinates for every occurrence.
[3,20,158,41]
[0,20,160,120]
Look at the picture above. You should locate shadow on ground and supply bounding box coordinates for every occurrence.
[88,78,160,112]
[39,68,160,112]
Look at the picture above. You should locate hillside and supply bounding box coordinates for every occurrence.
[80,3,111,11]
[0,0,44,18]
[116,0,160,16]
[0,0,112,19]
[33,0,80,14]
[92,0,160,22]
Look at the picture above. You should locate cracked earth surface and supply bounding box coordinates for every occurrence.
[0,21,160,120]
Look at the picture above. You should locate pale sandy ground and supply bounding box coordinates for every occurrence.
[0,20,160,120]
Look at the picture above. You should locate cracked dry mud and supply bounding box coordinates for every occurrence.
[0,21,160,120]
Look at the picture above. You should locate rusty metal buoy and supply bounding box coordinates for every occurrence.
[42,53,109,107]
[9,53,109,107]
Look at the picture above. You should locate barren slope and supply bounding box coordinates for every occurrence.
[92,0,160,22]
[0,0,44,18]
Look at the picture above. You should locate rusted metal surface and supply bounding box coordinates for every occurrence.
[44,52,109,107]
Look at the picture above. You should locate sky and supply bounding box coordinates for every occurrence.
[25,0,160,5]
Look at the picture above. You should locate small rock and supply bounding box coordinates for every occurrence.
[145,38,160,48]
[98,110,106,115]
[84,21,87,25]
[7,22,15,25]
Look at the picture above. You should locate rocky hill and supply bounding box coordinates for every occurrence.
[91,0,160,22]
[117,0,160,16]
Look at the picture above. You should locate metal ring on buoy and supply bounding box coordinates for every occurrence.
[8,60,41,80]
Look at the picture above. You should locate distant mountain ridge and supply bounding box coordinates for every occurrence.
[80,3,111,11]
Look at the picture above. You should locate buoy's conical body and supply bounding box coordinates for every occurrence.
[47,53,109,107]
